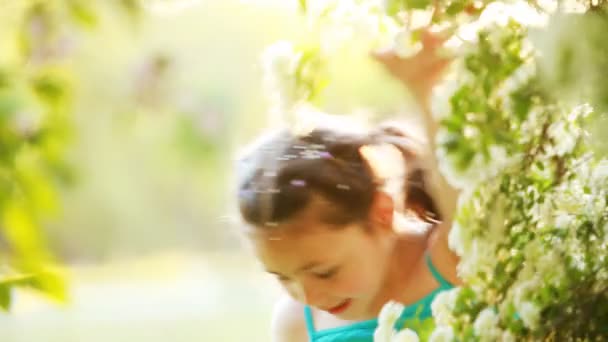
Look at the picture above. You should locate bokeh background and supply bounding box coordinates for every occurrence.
[0,0,416,341]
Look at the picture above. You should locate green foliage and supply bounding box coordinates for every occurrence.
[0,0,141,312]
[533,9,608,113]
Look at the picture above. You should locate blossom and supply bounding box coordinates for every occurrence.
[378,301,405,327]
[554,212,575,230]
[374,325,394,342]
[447,222,465,256]
[431,289,460,325]
[307,0,399,54]
[473,308,501,340]
[375,301,413,342]
[516,301,541,329]
[457,239,498,281]
[547,121,577,157]
[477,1,548,28]
[430,75,461,120]
[501,330,517,342]
[428,326,455,342]
[592,160,608,186]
[392,329,419,342]
[437,139,516,189]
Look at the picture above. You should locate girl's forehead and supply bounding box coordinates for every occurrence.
[287,193,361,227]
[245,194,346,233]
[249,221,351,246]
[248,222,366,266]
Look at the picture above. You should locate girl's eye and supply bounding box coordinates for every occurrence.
[315,267,339,280]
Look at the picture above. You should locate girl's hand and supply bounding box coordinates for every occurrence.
[372,29,452,105]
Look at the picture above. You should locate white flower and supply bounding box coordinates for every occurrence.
[375,302,417,342]
[473,308,501,341]
[554,188,586,213]
[592,160,608,186]
[374,325,394,342]
[307,0,398,54]
[457,239,497,280]
[430,77,458,120]
[431,289,459,325]
[392,329,419,342]
[428,326,455,342]
[378,301,405,327]
[536,199,555,228]
[487,198,507,243]
[538,251,566,284]
[447,222,465,256]
[547,121,577,156]
[501,330,517,342]
[478,2,548,28]
[554,212,575,229]
[509,278,541,316]
[437,136,516,189]
[517,301,541,329]
[498,63,536,112]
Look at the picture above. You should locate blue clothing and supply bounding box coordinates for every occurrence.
[304,254,453,342]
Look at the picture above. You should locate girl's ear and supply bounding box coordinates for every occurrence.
[369,191,394,231]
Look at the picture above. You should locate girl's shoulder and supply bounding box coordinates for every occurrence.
[271,294,309,342]
[427,221,462,286]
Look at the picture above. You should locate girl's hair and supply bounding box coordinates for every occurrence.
[236,122,440,229]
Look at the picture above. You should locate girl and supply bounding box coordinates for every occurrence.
[236,30,462,342]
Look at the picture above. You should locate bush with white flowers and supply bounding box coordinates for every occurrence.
[260,0,608,340]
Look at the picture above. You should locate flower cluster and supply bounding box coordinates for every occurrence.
[374,302,421,342]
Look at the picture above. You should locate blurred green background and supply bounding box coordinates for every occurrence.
[0,0,411,341]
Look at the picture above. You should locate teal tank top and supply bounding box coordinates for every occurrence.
[304,254,453,342]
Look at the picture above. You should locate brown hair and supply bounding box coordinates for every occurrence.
[236,123,440,228]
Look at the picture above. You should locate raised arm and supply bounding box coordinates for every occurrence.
[373,29,460,226]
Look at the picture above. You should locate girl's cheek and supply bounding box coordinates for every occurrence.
[331,273,369,296]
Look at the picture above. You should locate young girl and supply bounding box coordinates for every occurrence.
[236,30,462,342]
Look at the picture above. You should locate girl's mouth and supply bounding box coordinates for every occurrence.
[327,299,352,315]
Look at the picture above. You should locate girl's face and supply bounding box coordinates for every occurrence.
[246,194,396,320]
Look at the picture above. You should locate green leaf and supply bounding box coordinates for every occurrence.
[1,197,50,262]
[0,91,21,117]
[442,115,464,132]
[0,69,11,88]
[405,0,431,10]
[31,73,67,106]
[28,270,67,303]
[446,0,467,16]
[0,283,11,311]
[455,148,476,171]
[383,0,406,16]
[67,0,98,28]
